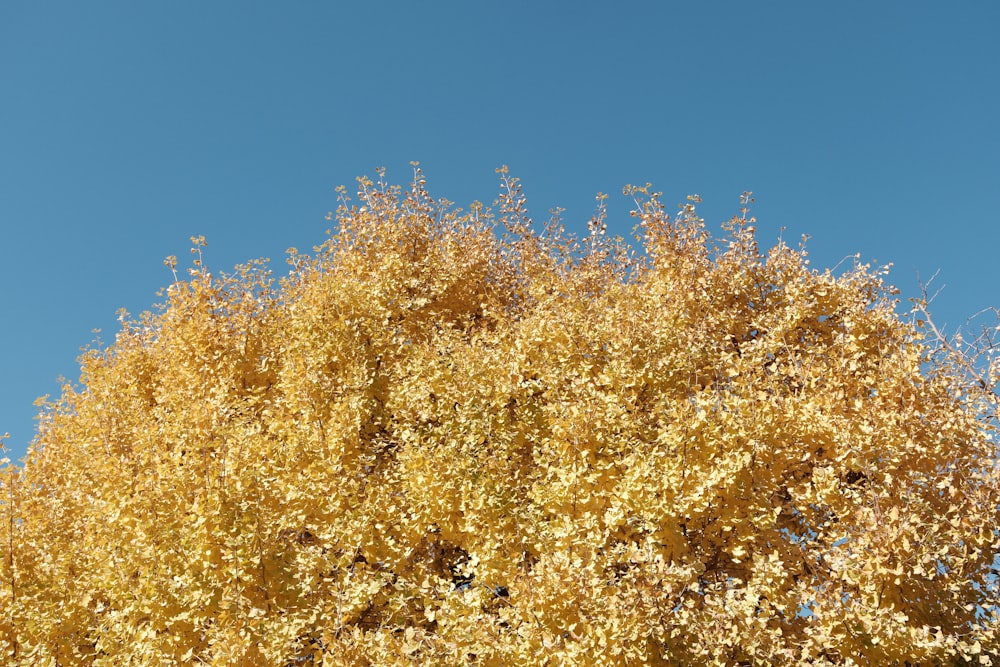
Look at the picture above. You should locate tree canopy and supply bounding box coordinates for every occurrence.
[2,166,999,665]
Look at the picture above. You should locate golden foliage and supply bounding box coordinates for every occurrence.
[2,166,999,665]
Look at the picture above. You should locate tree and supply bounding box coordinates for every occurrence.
[1,166,998,665]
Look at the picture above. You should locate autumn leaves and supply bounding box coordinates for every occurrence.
[1,168,997,665]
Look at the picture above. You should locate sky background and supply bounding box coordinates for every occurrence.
[2,1,998,463]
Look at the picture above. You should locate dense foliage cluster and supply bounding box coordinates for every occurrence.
[2,167,999,665]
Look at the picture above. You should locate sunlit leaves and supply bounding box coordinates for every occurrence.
[1,168,998,665]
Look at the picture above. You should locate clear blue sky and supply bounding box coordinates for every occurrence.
[2,2,997,463]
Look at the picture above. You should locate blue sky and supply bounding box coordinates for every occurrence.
[2,2,998,463]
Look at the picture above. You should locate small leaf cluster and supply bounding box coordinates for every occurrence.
[1,166,998,665]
